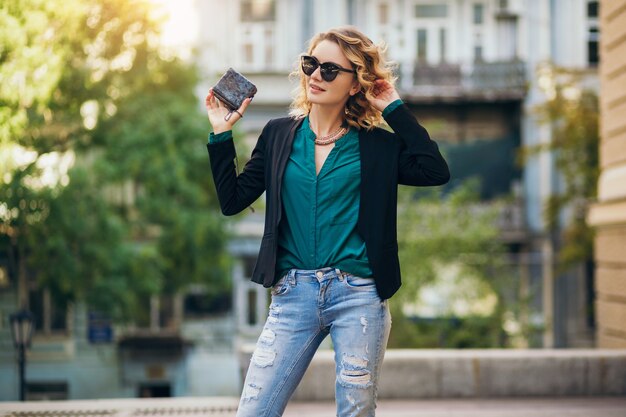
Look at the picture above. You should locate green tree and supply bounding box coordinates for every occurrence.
[0,0,82,147]
[92,57,229,300]
[1,0,228,322]
[520,62,599,273]
[388,180,523,348]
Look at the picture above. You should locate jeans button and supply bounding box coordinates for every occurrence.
[316,271,324,279]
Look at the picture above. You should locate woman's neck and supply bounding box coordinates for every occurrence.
[308,104,345,136]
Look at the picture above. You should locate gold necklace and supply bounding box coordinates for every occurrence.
[313,125,348,145]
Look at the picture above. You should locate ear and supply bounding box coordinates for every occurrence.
[349,80,361,97]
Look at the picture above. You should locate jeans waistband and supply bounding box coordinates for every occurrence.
[287,267,349,282]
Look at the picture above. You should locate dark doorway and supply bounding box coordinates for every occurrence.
[138,383,171,398]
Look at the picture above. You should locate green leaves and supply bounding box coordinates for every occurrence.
[522,62,599,272]
[389,179,514,347]
[0,0,83,147]
[396,179,504,291]
[1,0,228,322]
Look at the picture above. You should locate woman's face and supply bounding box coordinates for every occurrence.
[305,40,360,107]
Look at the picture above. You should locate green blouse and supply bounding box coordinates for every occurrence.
[208,99,404,280]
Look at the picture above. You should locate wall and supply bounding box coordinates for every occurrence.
[588,0,626,348]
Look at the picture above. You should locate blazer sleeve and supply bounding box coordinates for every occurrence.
[383,103,451,186]
[207,123,270,216]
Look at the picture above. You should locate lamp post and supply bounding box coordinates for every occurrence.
[9,310,34,401]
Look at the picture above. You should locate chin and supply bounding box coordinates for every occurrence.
[307,94,324,105]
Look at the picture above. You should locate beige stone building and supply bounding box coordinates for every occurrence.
[588,0,626,348]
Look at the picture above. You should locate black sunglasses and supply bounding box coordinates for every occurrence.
[301,55,357,82]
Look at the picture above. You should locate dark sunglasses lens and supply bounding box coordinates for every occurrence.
[320,64,339,81]
[301,57,317,75]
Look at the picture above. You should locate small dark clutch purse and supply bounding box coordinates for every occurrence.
[212,68,257,120]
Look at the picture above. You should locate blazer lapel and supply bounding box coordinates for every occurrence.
[273,117,304,227]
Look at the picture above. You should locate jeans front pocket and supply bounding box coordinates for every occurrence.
[271,274,292,296]
[344,274,376,289]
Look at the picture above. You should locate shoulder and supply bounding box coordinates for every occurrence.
[361,124,397,141]
[358,124,402,155]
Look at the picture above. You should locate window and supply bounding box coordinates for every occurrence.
[132,294,181,330]
[243,43,254,65]
[238,0,277,70]
[587,1,599,66]
[439,28,447,62]
[29,287,68,335]
[159,296,175,329]
[184,288,232,317]
[417,29,428,61]
[474,45,483,62]
[587,1,598,18]
[242,255,256,278]
[473,4,484,24]
[241,0,275,22]
[587,36,599,66]
[415,4,448,18]
[138,383,171,398]
[247,289,257,326]
[26,382,68,401]
[265,27,274,67]
[379,3,389,24]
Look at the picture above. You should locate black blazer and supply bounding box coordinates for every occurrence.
[207,103,450,299]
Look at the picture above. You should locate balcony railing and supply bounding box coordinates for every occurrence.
[398,60,528,102]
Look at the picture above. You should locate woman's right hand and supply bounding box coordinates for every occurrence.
[205,88,253,134]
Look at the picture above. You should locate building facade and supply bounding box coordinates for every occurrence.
[588,0,626,348]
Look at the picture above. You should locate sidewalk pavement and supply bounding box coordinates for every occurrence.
[284,397,626,417]
[1,396,625,417]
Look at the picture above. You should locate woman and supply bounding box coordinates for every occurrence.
[206,26,449,417]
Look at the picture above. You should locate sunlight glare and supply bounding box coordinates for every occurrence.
[148,0,198,56]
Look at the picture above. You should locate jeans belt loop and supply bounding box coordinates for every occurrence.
[335,268,345,281]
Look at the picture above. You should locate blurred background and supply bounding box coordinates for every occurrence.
[0,0,623,403]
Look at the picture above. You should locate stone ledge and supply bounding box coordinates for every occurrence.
[0,397,239,417]
[238,348,626,400]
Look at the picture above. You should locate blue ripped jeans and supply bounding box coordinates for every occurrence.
[236,267,392,417]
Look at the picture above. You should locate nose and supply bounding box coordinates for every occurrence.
[310,66,323,82]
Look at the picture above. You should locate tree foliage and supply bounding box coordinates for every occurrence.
[388,180,521,347]
[1,0,227,322]
[520,62,599,273]
[0,0,82,147]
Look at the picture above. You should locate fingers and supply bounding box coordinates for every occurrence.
[372,79,389,95]
[206,88,218,109]
[206,90,253,124]
[230,97,253,121]
[238,97,253,114]
[371,80,382,96]
[206,88,226,110]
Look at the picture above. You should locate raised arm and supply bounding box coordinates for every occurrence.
[207,128,267,215]
[205,88,266,215]
[384,103,450,186]
[367,79,449,186]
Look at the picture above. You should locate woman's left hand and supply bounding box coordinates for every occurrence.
[366,79,402,112]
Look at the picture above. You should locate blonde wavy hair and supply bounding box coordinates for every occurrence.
[288,26,398,131]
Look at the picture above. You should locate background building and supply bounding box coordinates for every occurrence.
[588,0,626,348]
[0,0,603,401]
